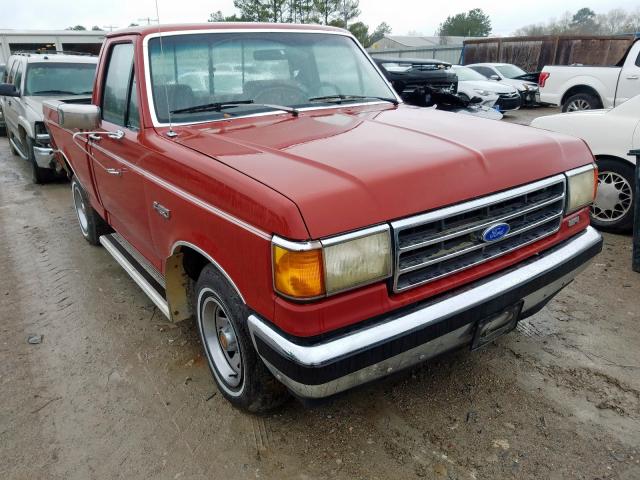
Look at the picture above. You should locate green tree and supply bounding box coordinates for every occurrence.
[314,0,340,25]
[66,25,87,31]
[337,0,360,27]
[437,8,492,37]
[91,25,103,31]
[368,22,392,47]
[571,7,598,32]
[348,21,369,45]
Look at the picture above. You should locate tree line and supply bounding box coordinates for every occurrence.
[514,7,640,36]
[208,0,391,47]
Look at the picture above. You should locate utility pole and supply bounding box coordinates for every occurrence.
[138,17,159,25]
[102,25,118,32]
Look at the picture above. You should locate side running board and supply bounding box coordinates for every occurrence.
[99,233,170,319]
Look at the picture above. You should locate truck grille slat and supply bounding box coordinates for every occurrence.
[391,176,566,293]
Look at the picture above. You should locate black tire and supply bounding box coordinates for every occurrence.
[562,93,602,112]
[590,158,635,233]
[71,176,111,245]
[27,137,54,184]
[195,264,289,413]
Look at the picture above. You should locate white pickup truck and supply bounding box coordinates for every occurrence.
[539,39,640,112]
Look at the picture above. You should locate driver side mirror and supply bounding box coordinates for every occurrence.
[58,103,101,130]
[0,83,20,97]
[489,75,500,81]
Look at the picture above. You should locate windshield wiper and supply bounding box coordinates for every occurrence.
[31,89,77,95]
[171,100,299,117]
[171,100,255,114]
[308,94,399,106]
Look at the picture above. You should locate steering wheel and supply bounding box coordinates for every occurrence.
[253,85,308,105]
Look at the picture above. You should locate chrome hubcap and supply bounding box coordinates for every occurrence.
[567,99,591,111]
[72,184,89,235]
[591,171,633,222]
[201,297,242,388]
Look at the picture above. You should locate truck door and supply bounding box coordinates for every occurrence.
[616,43,640,105]
[88,41,160,268]
[4,61,23,144]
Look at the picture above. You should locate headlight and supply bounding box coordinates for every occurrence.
[565,164,597,213]
[272,225,392,300]
[473,89,491,96]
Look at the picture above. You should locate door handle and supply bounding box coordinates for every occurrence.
[88,133,101,141]
[627,75,639,80]
[107,130,125,140]
[152,201,171,219]
[105,168,122,176]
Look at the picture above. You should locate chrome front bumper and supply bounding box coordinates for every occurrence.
[33,146,55,169]
[248,227,603,399]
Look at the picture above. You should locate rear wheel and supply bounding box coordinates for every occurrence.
[562,93,602,112]
[195,264,289,413]
[71,177,111,245]
[590,158,635,233]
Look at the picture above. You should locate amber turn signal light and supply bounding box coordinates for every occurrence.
[272,245,325,299]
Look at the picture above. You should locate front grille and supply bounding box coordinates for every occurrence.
[391,175,566,293]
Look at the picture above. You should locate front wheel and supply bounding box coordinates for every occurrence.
[590,158,635,233]
[27,137,54,184]
[195,264,288,412]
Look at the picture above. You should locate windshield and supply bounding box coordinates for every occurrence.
[148,32,396,123]
[495,64,526,79]
[452,66,488,82]
[25,62,96,96]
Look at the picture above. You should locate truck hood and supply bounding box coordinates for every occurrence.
[23,95,91,117]
[173,105,592,239]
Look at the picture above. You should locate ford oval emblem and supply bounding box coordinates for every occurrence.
[481,223,510,242]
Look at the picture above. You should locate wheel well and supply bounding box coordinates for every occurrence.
[561,85,602,107]
[180,246,209,281]
[163,245,229,323]
[594,154,635,167]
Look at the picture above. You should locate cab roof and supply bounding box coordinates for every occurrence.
[9,53,98,64]
[108,22,348,38]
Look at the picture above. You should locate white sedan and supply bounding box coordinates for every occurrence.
[452,66,521,112]
[531,95,639,232]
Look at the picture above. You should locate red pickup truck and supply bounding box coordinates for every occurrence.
[43,23,602,412]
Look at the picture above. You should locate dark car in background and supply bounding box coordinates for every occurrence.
[373,57,458,106]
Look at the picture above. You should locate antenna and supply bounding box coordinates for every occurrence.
[154,0,177,137]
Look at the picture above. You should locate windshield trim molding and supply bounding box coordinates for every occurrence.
[141,28,402,128]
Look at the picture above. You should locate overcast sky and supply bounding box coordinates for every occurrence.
[2,1,639,36]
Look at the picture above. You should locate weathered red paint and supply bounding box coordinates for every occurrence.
[44,24,595,338]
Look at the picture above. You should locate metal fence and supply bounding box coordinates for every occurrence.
[367,46,463,64]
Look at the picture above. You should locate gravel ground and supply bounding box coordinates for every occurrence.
[1,110,639,480]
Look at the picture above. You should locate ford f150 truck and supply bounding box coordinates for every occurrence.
[539,39,640,112]
[43,24,603,412]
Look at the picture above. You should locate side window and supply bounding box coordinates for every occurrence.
[469,66,485,77]
[636,51,640,68]
[126,75,140,130]
[102,43,134,126]
[13,63,23,90]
